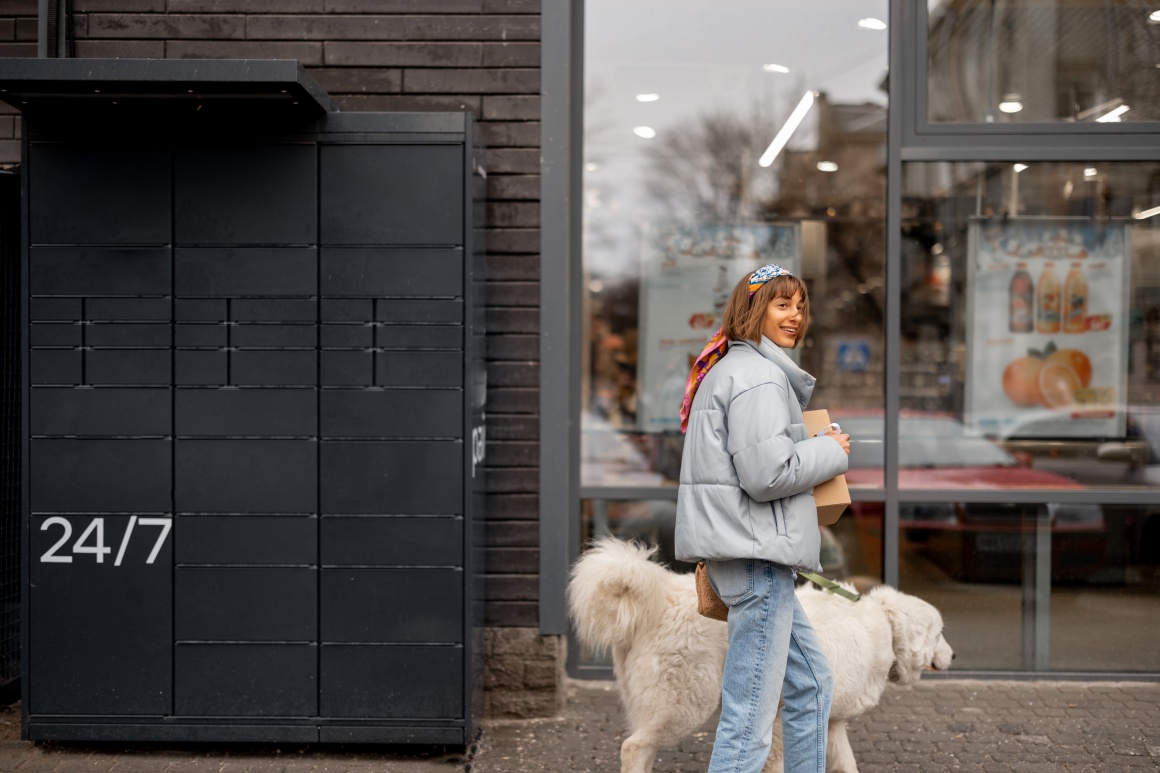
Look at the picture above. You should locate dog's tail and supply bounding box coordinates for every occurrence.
[567,537,672,655]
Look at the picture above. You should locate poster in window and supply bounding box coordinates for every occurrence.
[637,223,800,433]
[964,221,1129,439]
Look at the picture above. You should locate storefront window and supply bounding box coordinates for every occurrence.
[928,0,1160,124]
[901,161,1160,491]
[899,501,1160,672]
[583,0,889,495]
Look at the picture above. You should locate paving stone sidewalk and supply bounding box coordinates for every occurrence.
[2,679,1159,772]
[472,678,1160,773]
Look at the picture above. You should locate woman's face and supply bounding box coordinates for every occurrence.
[761,291,804,348]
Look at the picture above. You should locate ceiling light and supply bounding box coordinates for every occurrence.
[633,126,656,139]
[1013,163,1028,173]
[1096,104,1130,122]
[858,17,887,30]
[759,91,816,168]
[999,94,1023,113]
[635,93,659,103]
[1084,167,1098,178]
[1149,9,1160,22]
[816,161,838,172]
[762,63,790,74]
[1134,204,1160,219]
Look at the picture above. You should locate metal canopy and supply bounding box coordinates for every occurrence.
[0,58,331,125]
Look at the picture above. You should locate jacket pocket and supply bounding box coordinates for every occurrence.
[706,558,754,606]
[770,500,788,536]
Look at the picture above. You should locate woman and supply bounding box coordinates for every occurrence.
[675,263,851,773]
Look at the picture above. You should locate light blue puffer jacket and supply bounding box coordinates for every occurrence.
[674,336,849,571]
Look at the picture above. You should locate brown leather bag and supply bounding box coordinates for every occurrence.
[695,561,728,621]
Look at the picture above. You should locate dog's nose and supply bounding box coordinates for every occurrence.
[951,652,956,661]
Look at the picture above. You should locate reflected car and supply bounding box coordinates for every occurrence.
[836,412,1109,583]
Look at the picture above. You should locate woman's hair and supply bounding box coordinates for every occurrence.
[720,272,810,347]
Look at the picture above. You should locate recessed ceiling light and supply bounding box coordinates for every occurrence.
[633,126,657,139]
[858,17,887,30]
[1084,167,1098,178]
[999,96,1023,113]
[635,93,659,103]
[816,161,839,172]
[1149,9,1160,22]
[1013,163,1028,173]
[762,64,790,74]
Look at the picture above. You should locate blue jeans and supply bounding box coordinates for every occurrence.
[706,559,834,773]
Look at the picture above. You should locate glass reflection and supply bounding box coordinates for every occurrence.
[928,0,1160,124]
[899,501,1160,672]
[901,161,1160,489]
[584,0,889,488]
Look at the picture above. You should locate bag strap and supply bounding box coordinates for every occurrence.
[798,570,861,602]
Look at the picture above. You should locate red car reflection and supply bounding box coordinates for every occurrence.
[836,412,1108,583]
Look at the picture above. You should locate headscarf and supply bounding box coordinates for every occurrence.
[678,263,790,433]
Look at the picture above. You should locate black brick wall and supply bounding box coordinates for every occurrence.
[0,0,542,628]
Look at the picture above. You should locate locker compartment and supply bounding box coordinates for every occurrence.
[29,323,81,347]
[176,515,317,565]
[321,517,462,567]
[29,514,172,715]
[87,323,172,348]
[231,351,317,386]
[376,324,462,350]
[321,568,463,643]
[29,143,171,245]
[176,350,228,386]
[320,389,462,438]
[176,644,317,717]
[320,324,373,348]
[32,387,171,436]
[87,350,171,386]
[377,351,462,387]
[320,351,372,387]
[320,144,463,246]
[176,439,317,514]
[321,441,462,514]
[175,323,228,348]
[375,297,461,322]
[321,298,373,322]
[320,645,462,719]
[377,299,463,324]
[30,247,171,296]
[29,350,81,385]
[30,297,82,322]
[176,298,228,322]
[87,297,172,322]
[30,438,171,513]
[231,298,317,322]
[175,247,318,297]
[176,388,317,437]
[175,144,318,246]
[232,323,317,348]
[176,567,317,641]
[320,248,463,297]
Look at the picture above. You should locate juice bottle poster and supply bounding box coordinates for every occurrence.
[965,222,1128,439]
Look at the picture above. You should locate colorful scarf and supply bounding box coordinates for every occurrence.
[679,263,789,433]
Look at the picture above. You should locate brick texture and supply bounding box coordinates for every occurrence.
[0,0,545,659]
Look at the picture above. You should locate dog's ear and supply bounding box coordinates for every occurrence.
[875,587,929,686]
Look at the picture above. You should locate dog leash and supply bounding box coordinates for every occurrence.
[798,570,861,602]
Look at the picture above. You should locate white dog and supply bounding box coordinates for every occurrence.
[567,538,956,773]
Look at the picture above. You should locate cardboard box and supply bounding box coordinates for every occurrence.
[802,409,851,526]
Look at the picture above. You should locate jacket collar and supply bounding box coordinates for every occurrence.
[729,337,816,409]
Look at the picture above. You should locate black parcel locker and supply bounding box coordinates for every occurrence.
[3,58,485,745]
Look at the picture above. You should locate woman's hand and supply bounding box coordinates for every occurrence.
[823,426,851,455]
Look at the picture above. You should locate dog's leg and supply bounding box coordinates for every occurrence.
[620,730,661,773]
[826,720,857,773]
